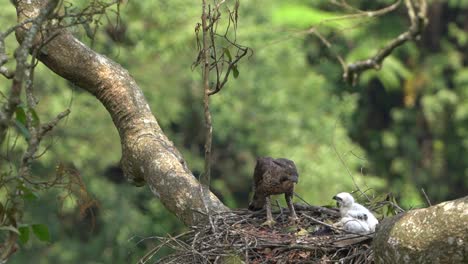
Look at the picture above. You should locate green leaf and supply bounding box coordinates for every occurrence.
[14,120,30,140]
[29,108,40,126]
[224,48,233,62]
[15,105,40,127]
[18,185,39,201]
[15,106,27,125]
[32,224,50,242]
[232,65,239,78]
[18,226,30,244]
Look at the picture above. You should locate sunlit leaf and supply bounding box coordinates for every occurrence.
[295,228,308,236]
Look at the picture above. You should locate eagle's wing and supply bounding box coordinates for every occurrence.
[253,157,270,188]
[340,217,371,234]
[248,157,272,210]
[350,203,379,231]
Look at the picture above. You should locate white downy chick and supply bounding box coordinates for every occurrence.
[332,192,378,234]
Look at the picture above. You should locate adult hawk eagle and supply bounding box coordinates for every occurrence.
[333,192,379,234]
[248,157,299,227]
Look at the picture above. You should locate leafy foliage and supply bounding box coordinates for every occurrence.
[1,0,467,263]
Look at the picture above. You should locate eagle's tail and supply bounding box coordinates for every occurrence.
[248,192,265,211]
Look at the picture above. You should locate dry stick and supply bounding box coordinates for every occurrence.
[198,0,217,237]
[208,46,248,95]
[343,0,428,85]
[19,109,70,184]
[308,0,402,28]
[305,0,426,86]
[293,193,340,217]
[302,214,374,238]
[154,209,375,263]
[207,1,249,96]
[137,231,194,264]
[331,119,372,203]
[0,1,58,146]
[201,0,212,187]
[305,0,402,59]
[421,188,432,206]
[0,2,60,261]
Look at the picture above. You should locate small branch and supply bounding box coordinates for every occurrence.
[0,66,13,79]
[343,0,428,85]
[208,46,248,96]
[421,188,432,206]
[193,1,250,188]
[136,231,194,264]
[201,0,212,187]
[302,214,374,238]
[19,109,70,178]
[0,0,59,145]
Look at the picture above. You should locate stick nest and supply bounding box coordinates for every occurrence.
[141,204,375,263]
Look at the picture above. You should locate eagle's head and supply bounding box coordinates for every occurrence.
[274,158,299,184]
[332,192,354,208]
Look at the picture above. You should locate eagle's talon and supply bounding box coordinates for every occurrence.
[261,219,276,227]
[288,216,299,224]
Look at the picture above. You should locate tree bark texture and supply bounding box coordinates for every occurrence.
[373,196,468,264]
[14,0,228,226]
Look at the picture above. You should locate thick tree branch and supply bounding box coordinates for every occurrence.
[14,0,228,226]
[373,196,468,263]
[343,0,428,85]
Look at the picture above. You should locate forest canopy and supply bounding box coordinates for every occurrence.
[0,0,467,263]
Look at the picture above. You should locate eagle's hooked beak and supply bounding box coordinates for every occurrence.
[289,175,298,183]
[332,195,342,207]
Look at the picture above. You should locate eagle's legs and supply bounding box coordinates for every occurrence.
[261,196,276,227]
[285,192,298,222]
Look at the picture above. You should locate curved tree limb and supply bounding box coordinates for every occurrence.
[13,0,228,226]
[373,196,468,263]
[343,0,428,85]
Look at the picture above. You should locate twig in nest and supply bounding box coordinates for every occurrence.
[141,207,375,263]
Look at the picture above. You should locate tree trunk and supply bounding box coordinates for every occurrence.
[13,0,228,227]
[373,196,468,264]
[13,5,468,263]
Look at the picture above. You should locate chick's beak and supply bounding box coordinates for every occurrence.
[332,195,338,200]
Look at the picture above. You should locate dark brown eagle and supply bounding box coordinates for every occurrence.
[248,157,299,227]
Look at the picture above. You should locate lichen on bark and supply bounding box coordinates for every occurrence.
[373,196,468,264]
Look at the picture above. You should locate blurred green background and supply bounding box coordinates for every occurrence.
[1,0,467,263]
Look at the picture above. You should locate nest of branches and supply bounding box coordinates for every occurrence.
[139,204,375,264]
